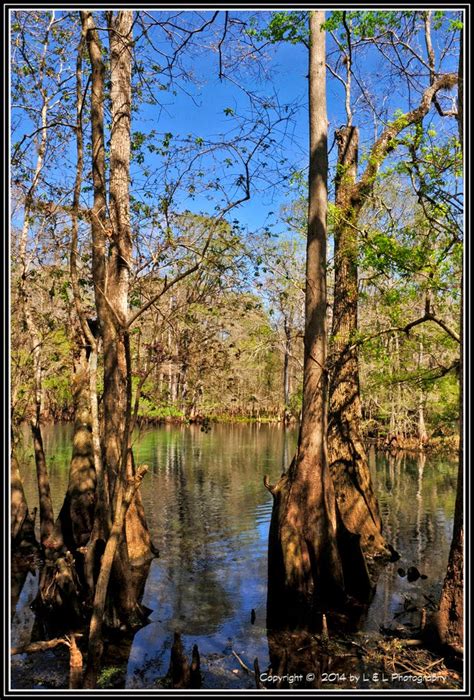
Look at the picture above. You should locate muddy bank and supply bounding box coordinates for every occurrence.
[11,627,463,691]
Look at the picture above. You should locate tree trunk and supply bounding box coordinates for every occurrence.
[15,14,56,550]
[30,421,55,546]
[82,11,152,640]
[18,136,55,551]
[11,453,37,551]
[282,320,291,422]
[49,344,97,556]
[35,337,99,627]
[328,125,386,555]
[436,28,463,654]
[418,342,428,447]
[325,51,457,557]
[108,10,152,567]
[68,346,96,547]
[83,465,148,687]
[266,13,371,627]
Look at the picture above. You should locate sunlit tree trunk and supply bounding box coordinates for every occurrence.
[82,5,153,628]
[16,14,56,548]
[436,28,463,654]
[328,126,386,554]
[327,41,457,557]
[81,9,155,687]
[418,341,428,447]
[266,13,371,625]
[282,318,291,422]
[108,10,152,568]
[52,341,96,554]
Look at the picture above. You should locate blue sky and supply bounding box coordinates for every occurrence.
[125,9,460,237]
[11,10,461,243]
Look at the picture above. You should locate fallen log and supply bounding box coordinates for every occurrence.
[11,638,69,655]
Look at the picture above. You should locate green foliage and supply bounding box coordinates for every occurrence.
[9,8,462,438]
[432,10,463,31]
[97,667,124,689]
[323,10,403,37]
[287,388,302,418]
[362,228,429,276]
[426,374,459,427]
[137,399,185,421]
[248,11,308,45]
[43,375,73,410]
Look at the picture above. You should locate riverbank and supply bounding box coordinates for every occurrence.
[18,414,460,453]
[11,626,463,691]
[368,434,459,456]
[11,425,460,691]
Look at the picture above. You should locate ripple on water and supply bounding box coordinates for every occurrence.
[12,425,457,690]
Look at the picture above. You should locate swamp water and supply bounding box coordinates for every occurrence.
[11,423,458,689]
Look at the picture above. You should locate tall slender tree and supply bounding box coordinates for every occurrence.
[435,24,463,656]
[79,11,156,686]
[15,13,57,549]
[325,11,457,554]
[266,12,371,624]
[328,122,386,553]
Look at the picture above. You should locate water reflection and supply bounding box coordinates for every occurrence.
[127,423,295,687]
[13,425,456,689]
[363,448,456,634]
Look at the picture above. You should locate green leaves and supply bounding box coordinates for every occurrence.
[162,132,173,149]
[131,130,146,150]
[449,18,463,31]
[323,10,402,38]
[432,11,463,32]
[321,11,344,33]
[249,11,308,45]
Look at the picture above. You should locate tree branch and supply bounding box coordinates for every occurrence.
[350,311,460,351]
[354,72,457,208]
[218,11,229,79]
[423,11,436,85]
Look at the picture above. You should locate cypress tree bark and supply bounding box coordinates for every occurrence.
[266,13,371,626]
[106,9,152,568]
[328,126,386,554]
[81,9,153,630]
[327,56,456,558]
[11,453,37,550]
[435,26,463,655]
[47,341,96,557]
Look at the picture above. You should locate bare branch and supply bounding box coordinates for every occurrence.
[218,11,229,80]
[350,311,460,352]
[342,11,352,125]
[423,11,436,84]
[354,72,457,207]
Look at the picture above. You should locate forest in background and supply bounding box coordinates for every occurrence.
[11,9,461,442]
[9,8,464,692]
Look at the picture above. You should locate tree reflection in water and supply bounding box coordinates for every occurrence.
[13,425,457,689]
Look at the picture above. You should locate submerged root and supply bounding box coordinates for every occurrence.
[35,551,84,630]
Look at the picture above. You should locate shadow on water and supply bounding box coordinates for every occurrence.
[12,424,458,689]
